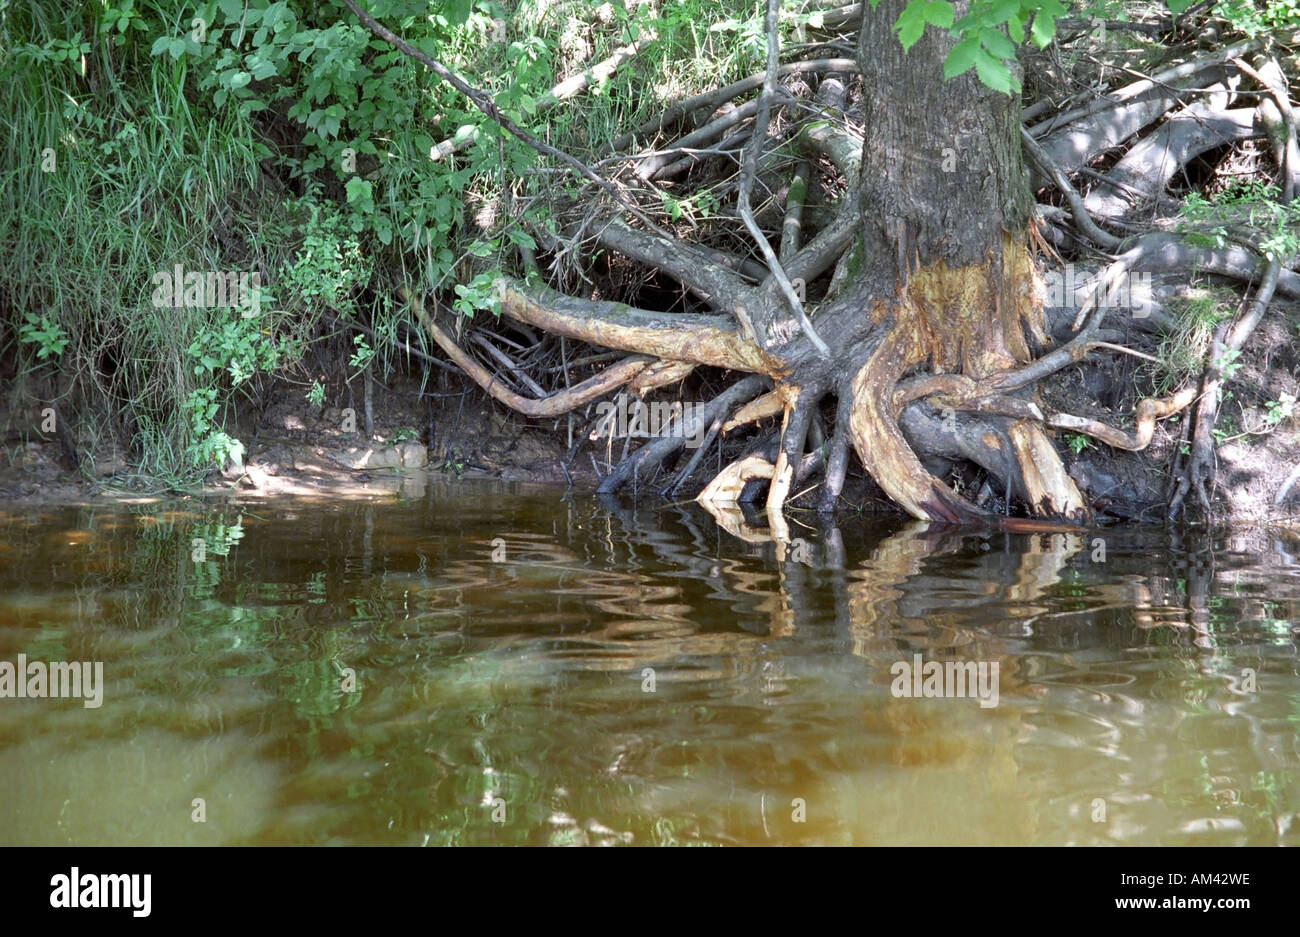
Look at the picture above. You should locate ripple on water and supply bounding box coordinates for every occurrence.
[1,492,1298,845]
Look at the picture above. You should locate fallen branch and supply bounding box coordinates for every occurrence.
[630,99,758,181]
[1027,37,1259,139]
[469,332,548,396]
[1083,103,1259,220]
[604,58,859,154]
[779,160,812,265]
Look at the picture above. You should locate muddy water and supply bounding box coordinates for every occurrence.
[0,481,1297,845]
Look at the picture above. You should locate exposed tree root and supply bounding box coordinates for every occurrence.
[1239,57,1299,201]
[407,290,654,417]
[597,374,767,494]
[495,278,777,373]
[1170,258,1283,518]
[1021,128,1121,250]
[351,5,1300,531]
[669,375,771,495]
[1084,102,1260,220]
[1083,233,1300,302]
[1049,386,1198,450]
[818,392,854,514]
[698,453,777,505]
[764,385,821,541]
[722,390,785,432]
[845,320,989,523]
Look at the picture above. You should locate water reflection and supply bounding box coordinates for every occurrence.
[0,482,1297,845]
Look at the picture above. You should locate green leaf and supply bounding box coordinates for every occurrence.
[1006,12,1024,43]
[506,229,537,250]
[988,0,1020,25]
[978,27,1016,59]
[943,36,980,78]
[345,176,372,206]
[439,0,474,25]
[922,1,954,28]
[1029,11,1056,47]
[895,0,927,50]
[973,47,1016,95]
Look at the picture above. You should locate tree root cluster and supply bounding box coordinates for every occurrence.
[352,3,1300,532]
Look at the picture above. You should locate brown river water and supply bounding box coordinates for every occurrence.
[1,480,1298,845]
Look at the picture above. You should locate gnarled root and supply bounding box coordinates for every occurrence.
[845,323,991,523]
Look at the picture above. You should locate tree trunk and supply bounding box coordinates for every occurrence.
[820,0,1087,522]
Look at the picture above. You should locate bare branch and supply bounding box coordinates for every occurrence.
[605,58,859,154]
[737,0,830,359]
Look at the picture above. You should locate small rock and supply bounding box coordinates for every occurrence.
[238,465,270,489]
[328,446,401,470]
[399,441,428,468]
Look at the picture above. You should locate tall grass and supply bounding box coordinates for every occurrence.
[0,0,796,486]
[0,2,282,483]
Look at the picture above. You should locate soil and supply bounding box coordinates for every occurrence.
[0,373,593,506]
[4,262,1300,526]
